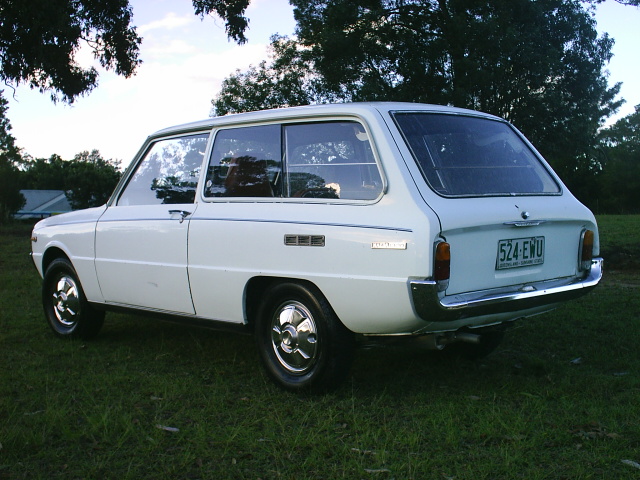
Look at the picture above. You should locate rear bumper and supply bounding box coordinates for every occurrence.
[410,257,603,325]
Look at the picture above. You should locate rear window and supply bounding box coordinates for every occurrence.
[393,113,560,196]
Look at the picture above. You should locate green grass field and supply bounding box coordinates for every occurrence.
[1,216,639,479]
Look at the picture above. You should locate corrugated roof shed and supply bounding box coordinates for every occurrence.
[16,190,72,218]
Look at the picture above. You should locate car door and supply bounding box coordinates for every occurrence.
[95,132,210,314]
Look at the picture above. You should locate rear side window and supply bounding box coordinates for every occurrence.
[284,122,382,200]
[204,121,383,201]
[393,113,560,196]
[205,125,281,197]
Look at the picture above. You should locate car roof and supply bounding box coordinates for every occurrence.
[148,102,501,139]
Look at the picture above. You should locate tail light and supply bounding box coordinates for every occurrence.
[434,241,450,291]
[579,229,594,271]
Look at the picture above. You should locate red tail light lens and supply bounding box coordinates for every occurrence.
[579,229,594,271]
[435,241,450,282]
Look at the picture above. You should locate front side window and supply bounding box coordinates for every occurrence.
[118,133,209,206]
[393,113,560,196]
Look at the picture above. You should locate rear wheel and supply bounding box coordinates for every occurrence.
[42,258,105,340]
[255,282,354,392]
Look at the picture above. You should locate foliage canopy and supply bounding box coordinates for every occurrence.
[0,0,255,103]
[597,105,640,213]
[0,94,24,222]
[20,151,122,211]
[0,0,141,104]
[213,0,633,211]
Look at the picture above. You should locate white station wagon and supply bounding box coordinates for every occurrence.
[31,102,603,392]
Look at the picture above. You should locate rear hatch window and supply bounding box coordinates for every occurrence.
[393,113,560,197]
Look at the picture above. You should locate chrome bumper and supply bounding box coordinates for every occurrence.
[410,258,603,323]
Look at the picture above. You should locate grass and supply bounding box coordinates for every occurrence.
[1,217,640,479]
[597,215,640,270]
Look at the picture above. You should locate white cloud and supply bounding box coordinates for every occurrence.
[137,12,193,35]
[147,39,197,56]
[6,39,271,164]
[3,0,281,163]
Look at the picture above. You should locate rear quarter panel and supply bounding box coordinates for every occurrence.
[187,197,438,334]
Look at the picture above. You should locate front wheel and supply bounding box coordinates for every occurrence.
[42,258,105,340]
[255,282,354,393]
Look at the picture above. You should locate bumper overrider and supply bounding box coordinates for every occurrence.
[410,258,603,324]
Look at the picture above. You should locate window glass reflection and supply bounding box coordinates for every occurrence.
[284,122,383,200]
[205,125,281,198]
[118,134,209,206]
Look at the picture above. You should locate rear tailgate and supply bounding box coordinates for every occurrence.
[388,108,599,296]
[437,196,597,296]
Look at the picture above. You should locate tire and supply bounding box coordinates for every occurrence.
[42,258,105,340]
[255,282,354,393]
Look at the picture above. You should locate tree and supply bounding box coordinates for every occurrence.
[1,0,635,105]
[65,150,122,209]
[594,0,640,4]
[21,150,122,210]
[20,155,68,192]
[213,36,321,116]
[0,158,25,223]
[214,0,623,206]
[0,0,257,105]
[192,0,252,44]
[0,93,24,223]
[0,0,251,218]
[597,105,640,213]
[0,0,141,104]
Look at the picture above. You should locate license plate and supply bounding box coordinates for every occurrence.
[496,236,545,270]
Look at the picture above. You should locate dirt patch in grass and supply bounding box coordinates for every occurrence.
[601,247,640,271]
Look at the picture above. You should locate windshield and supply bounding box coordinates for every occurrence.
[393,112,560,197]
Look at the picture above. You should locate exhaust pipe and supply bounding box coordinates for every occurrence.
[451,332,481,345]
[415,331,482,350]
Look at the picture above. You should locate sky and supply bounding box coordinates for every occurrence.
[3,0,639,167]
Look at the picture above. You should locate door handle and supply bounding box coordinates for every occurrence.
[168,210,191,223]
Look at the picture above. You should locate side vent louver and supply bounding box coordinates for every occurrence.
[284,235,325,247]
[284,235,298,246]
[311,236,325,247]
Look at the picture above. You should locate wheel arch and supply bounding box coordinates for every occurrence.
[42,246,73,274]
[244,276,338,328]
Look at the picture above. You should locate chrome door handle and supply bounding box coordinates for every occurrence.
[168,210,191,223]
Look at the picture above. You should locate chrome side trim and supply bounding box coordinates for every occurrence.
[189,216,413,233]
[410,258,603,323]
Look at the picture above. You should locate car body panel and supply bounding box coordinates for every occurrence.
[187,197,439,333]
[94,204,196,314]
[31,206,106,302]
[31,102,602,338]
[430,196,597,295]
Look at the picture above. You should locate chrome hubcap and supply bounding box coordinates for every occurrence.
[52,276,80,327]
[271,302,318,374]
